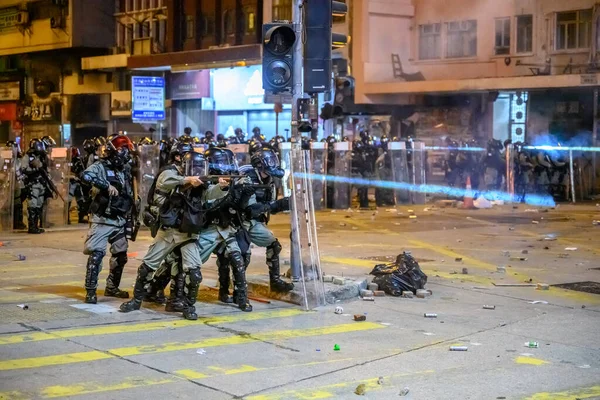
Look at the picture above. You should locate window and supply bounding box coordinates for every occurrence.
[446,20,477,58]
[272,0,292,21]
[202,15,215,36]
[419,23,441,60]
[247,11,256,34]
[186,15,195,39]
[516,15,533,53]
[224,10,234,35]
[495,17,510,55]
[556,9,592,50]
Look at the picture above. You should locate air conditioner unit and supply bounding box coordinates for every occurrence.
[16,11,29,25]
[50,16,65,29]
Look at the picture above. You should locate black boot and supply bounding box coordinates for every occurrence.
[77,201,88,223]
[181,268,202,320]
[84,251,103,304]
[27,209,42,234]
[165,272,186,312]
[33,209,45,233]
[145,270,170,304]
[230,251,252,312]
[119,264,152,312]
[217,253,232,304]
[104,252,129,298]
[267,240,294,293]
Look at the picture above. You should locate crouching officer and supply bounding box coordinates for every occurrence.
[81,135,135,304]
[238,147,294,293]
[120,142,226,320]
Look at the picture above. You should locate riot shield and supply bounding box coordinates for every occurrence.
[42,147,69,229]
[0,147,15,232]
[332,141,352,209]
[410,141,426,204]
[309,142,327,210]
[138,144,160,221]
[279,142,292,198]
[290,147,326,310]
[229,144,250,168]
[505,144,515,200]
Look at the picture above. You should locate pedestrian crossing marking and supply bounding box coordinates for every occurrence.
[0,308,305,345]
[39,377,176,398]
[0,322,386,370]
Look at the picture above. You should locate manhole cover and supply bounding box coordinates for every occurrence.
[552,281,600,295]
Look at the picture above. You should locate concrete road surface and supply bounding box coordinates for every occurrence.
[0,203,599,399]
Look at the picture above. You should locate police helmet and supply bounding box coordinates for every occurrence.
[179,134,194,144]
[170,141,194,162]
[183,127,192,136]
[204,130,215,140]
[83,139,96,154]
[248,138,263,155]
[29,138,47,154]
[138,137,153,146]
[182,151,207,177]
[205,147,238,175]
[105,135,134,168]
[41,135,56,149]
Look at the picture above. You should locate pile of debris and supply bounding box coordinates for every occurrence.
[369,252,428,297]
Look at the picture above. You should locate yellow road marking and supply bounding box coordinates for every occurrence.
[0,322,385,370]
[174,369,209,379]
[524,385,600,400]
[514,356,549,366]
[409,240,498,272]
[40,377,176,398]
[321,256,375,268]
[246,369,435,400]
[0,264,78,273]
[0,309,305,345]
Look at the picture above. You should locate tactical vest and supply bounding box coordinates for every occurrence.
[89,163,132,219]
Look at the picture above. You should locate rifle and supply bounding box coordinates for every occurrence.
[39,168,65,203]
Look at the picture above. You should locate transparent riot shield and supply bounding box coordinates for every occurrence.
[0,147,15,232]
[279,142,292,197]
[332,141,352,209]
[229,144,250,168]
[42,147,69,229]
[410,141,426,204]
[138,144,160,221]
[389,141,409,204]
[505,144,515,201]
[309,142,327,210]
[290,147,326,310]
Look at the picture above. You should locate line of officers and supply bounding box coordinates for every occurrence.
[9,132,295,320]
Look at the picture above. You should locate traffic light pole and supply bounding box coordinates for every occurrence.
[289,0,305,282]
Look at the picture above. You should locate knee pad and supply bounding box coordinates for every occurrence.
[112,252,128,267]
[88,251,104,266]
[267,240,282,256]
[138,263,153,280]
[187,268,202,284]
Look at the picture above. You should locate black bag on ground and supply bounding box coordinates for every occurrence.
[370,252,427,296]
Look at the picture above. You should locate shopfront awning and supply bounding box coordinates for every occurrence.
[127,44,262,71]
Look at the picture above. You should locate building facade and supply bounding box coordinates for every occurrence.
[0,0,115,147]
[353,0,600,147]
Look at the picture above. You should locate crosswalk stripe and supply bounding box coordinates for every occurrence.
[0,322,385,371]
[0,309,305,345]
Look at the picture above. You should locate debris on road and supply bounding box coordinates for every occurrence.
[17,304,28,310]
[370,252,428,297]
[462,268,469,275]
[531,220,539,224]
[525,209,539,213]
[543,236,556,241]
[521,250,529,254]
[333,277,345,285]
[455,257,463,262]
[17,254,26,261]
[536,283,549,290]
[196,349,206,355]
[450,346,468,351]
[362,297,375,302]
[401,291,414,298]
[399,387,410,396]
[355,384,366,395]
[333,344,340,351]
[501,251,511,257]
[474,196,492,209]
[564,247,578,251]
[360,289,374,298]
[510,257,528,261]
[335,306,344,314]
[377,377,384,385]
[524,341,539,348]
[367,283,379,291]
[483,305,496,310]
[558,253,570,258]
[529,301,548,305]
[323,275,334,283]
[416,289,431,298]
[496,266,506,273]
[593,220,599,226]
[373,290,386,297]
[354,314,367,322]
[424,313,437,318]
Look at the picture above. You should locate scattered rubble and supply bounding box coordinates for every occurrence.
[353,314,367,322]
[536,283,550,291]
[360,289,374,297]
[335,306,344,314]
[355,384,366,395]
[483,305,496,310]
[461,268,469,275]
[370,252,427,297]
[367,283,379,291]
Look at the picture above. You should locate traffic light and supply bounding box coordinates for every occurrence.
[320,76,354,120]
[304,1,348,94]
[262,23,296,93]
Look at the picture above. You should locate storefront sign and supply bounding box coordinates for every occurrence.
[0,103,17,121]
[0,81,20,101]
[111,91,132,117]
[169,70,210,100]
[131,76,165,121]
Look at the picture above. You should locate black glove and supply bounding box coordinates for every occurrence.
[269,197,290,214]
[246,203,270,219]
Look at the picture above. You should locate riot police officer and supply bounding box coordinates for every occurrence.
[23,139,50,234]
[81,135,135,304]
[6,141,26,230]
[120,142,224,320]
[236,147,294,293]
[375,135,395,206]
[230,128,246,144]
[351,140,370,208]
[325,135,337,209]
